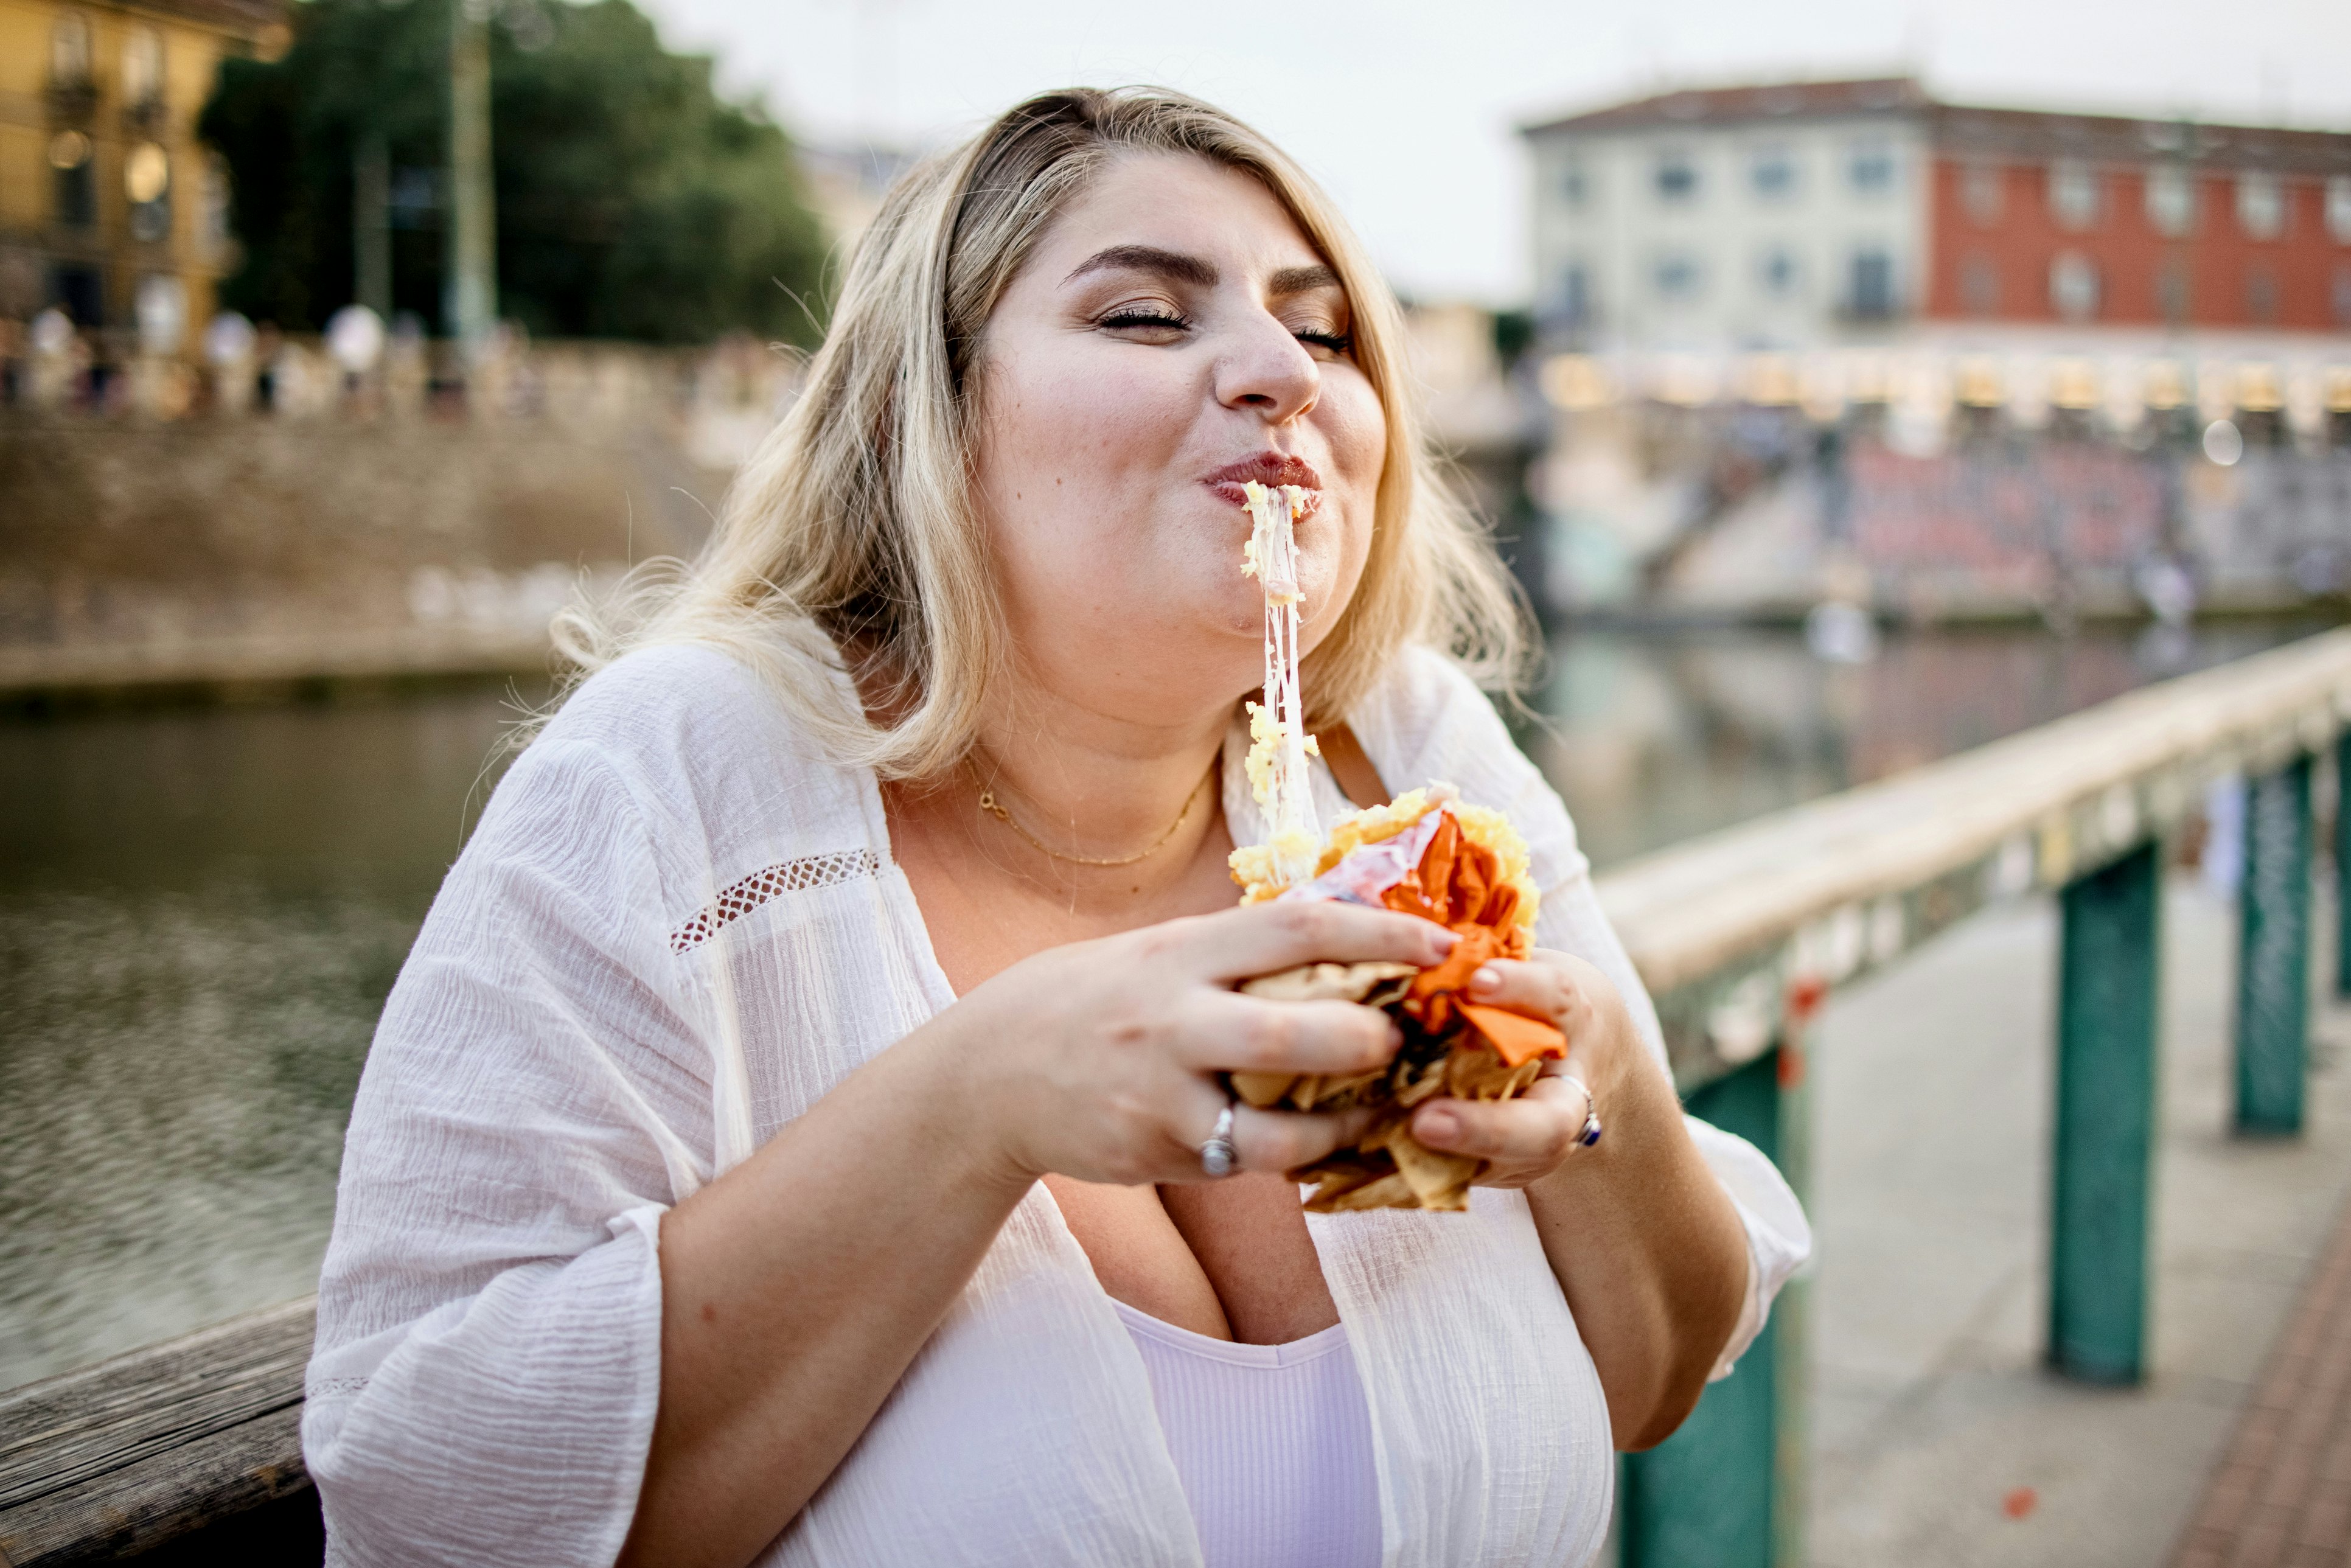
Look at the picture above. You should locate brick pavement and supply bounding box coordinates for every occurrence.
[2173,1188,2351,1567]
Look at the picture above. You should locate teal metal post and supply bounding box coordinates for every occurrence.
[1621,1048,1786,1568]
[2050,841,2161,1384]
[2238,759,2312,1135]
[2335,735,2351,999]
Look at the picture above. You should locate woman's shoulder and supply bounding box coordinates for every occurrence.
[1350,643,1584,876]
[537,641,846,775]
[508,640,878,862]
[1349,643,1520,784]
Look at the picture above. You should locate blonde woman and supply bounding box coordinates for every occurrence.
[303,88,1808,1568]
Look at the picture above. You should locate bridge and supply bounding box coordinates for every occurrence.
[10,630,2351,1563]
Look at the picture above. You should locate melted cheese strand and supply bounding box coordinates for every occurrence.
[1239,479,1322,887]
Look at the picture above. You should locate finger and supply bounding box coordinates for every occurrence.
[1152,1081,1375,1185]
[1172,991,1402,1077]
[1168,899,1456,984]
[1163,1101,1378,1183]
[1233,1101,1380,1176]
[1409,1079,1584,1169]
[1461,955,1597,1036]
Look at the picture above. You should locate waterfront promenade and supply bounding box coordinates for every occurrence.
[1809,877,2351,1566]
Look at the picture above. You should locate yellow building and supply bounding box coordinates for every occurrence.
[0,0,284,350]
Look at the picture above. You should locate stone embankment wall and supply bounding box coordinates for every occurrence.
[0,416,730,697]
[0,332,801,698]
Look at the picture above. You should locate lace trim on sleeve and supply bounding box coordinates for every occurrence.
[669,848,883,952]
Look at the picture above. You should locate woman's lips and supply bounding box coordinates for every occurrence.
[1204,453,1324,516]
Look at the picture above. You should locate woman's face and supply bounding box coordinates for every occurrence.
[970,152,1385,727]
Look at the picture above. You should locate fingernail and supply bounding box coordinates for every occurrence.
[1418,1109,1460,1143]
[1469,966,1501,995]
[1428,929,1459,956]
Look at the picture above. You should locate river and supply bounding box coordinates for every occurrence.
[0,619,2333,1389]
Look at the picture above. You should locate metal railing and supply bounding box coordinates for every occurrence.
[9,630,2351,1562]
[1598,625,2351,1567]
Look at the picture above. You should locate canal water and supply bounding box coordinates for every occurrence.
[0,621,2333,1389]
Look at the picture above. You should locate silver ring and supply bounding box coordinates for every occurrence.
[1561,1073,1602,1149]
[1199,1103,1238,1179]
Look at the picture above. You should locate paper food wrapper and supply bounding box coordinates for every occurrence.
[1228,790,1567,1212]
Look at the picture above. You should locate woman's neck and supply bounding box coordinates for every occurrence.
[961,678,1236,896]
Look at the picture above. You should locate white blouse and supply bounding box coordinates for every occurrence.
[302,640,1809,1568]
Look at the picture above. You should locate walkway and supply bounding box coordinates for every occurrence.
[1805,877,2351,1567]
[2170,1191,2351,1566]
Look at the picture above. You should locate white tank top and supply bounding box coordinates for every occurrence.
[1115,1301,1384,1568]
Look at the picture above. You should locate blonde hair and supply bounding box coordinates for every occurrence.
[554,86,1528,779]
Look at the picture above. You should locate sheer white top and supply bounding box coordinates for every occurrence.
[302,640,1811,1568]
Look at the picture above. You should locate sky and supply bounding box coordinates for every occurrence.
[636,0,2350,305]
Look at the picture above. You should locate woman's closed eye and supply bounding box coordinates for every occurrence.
[1094,304,1351,359]
[1291,325,1352,358]
[1097,305,1191,343]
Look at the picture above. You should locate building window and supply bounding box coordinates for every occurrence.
[122,26,164,108]
[2246,265,2279,323]
[1558,261,1593,326]
[2145,166,2195,237]
[2049,162,2101,230]
[48,130,95,228]
[2158,259,2192,324]
[1654,150,1699,204]
[1757,246,1800,299]
[1848,249,1895,318]
[2237,172,2284,239]
[126,142,171,243]
[1653,251,1702,301]
[1848,139,1895,194]
[2330,177,2351,243]
[49,263,103,326]
[1960,254,1999,315]
[201,153,232,260]
[1960,162,2003,225]
[51,11,92,86]
[1750,148,1796,200]
[2050,251,2100,321]
[1561,157,1591,210]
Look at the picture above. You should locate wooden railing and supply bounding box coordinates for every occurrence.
[0,1300,318,1564]
[8,629,2351,1563]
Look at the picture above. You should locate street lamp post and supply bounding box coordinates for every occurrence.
[444,0,496,364]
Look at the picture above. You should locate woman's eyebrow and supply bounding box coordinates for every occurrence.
[1063,245,1218,288]
[1268,263,1342,298]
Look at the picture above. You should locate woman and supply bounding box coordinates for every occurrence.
[304,88,1808,1567]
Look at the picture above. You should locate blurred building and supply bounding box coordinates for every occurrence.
[1524,77,2351,350]
[0,0,285,343]
[794,139,916,257]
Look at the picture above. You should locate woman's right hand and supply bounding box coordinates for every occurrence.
[916,901,1455,1190]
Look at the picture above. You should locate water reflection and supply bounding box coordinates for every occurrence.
[0,624,2336,1386]
[0,690,531,1389]
[1529,620,2333,871]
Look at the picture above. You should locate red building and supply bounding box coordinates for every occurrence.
[1924,106,2350,332]
[1524,77,2351,347]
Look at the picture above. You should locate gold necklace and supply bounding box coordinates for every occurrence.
[976,767,1212,868]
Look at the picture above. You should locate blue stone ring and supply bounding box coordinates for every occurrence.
[1199,1102,1239,1179]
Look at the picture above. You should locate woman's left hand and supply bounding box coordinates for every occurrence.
[1407,946,1749,1450]
[1404,947,1640,1187]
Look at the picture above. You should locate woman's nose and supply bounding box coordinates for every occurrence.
[1212,315,1319,424]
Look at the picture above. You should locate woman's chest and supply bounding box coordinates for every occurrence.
[885,798,1342,1346]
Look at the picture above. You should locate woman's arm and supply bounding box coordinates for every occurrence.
[1405,955,1750,1450]
[619,901,1455,1568]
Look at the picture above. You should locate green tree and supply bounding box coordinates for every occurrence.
[200,0,829,343]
